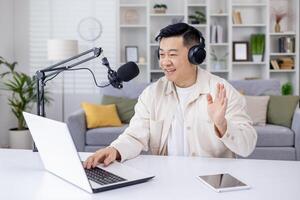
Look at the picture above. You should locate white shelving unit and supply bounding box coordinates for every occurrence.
[118,0,299,94]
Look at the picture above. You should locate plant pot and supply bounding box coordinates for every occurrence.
[154,8,166,14]
[9,129,33,149]
[190,20,200,24]
[212,60,226,71]
[252,55,262,62]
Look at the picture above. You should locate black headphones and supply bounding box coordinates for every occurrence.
[157,27,206,65]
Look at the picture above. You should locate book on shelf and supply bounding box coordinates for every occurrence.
[216,25,223,43]
[270,59,280,70]
[211,25,217,43]
[210,25,223,43]
[232,10,242,24]
[278,36,295,53]
[277,57,294,69]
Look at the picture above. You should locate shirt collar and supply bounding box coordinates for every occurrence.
[165,68,210,96]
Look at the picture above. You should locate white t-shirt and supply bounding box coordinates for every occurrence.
[167,83,196,156]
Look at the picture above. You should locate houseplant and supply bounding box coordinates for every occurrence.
[250,34,265,62]
[153,4,168,14]
[0,57,51,148]
[188,11,206,24]
[281,82,293,95]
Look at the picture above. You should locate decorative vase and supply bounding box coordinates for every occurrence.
[9,129,33,149]
[252,55,263,62]
[274,23,281,33]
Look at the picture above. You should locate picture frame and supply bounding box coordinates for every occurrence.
[125,46,138,62]
[233,41,249,61]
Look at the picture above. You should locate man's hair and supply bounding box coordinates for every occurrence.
[155,23,201,47]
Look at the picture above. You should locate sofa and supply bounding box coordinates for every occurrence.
[67,79,300,160]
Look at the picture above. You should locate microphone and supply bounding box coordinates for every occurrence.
[106,61,140,89]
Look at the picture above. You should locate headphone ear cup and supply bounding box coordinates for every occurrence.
[188,45,206,65]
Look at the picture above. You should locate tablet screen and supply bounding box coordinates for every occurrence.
[199,173,247,189]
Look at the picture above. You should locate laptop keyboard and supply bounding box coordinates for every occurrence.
[85,167,127,185]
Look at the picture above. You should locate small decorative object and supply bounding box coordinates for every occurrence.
[250,34,265,62]
[210,48,228,70]
[218,9,224,14]
[272,7,287,33]
[153,4,168,14]
[77,17,102,41]
[188,11,206,24]
[233,41,249,61]
[124,9,139,24]
[281,82,293,95]
[139,56,146,64]
[125,46,138,62]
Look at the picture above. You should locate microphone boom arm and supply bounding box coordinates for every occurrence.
[35,47,104,151]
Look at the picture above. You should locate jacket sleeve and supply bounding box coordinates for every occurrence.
[218,83,258,157]
[110,87,151,162]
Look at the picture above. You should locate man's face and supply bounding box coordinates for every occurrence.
[159,36,194,85]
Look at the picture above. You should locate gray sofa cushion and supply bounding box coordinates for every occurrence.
[86,124,129,146]
[255,124,294,147]
[229,79,280,96]
[100,81,149,99]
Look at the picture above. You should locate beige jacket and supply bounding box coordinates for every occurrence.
[110,68,257,162]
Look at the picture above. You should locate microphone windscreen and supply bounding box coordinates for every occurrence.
[117,62,139,82]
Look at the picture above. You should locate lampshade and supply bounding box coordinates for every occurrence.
[47,39,78,61]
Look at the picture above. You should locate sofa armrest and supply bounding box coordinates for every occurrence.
[291,109,300,160]
[67,109,87,152]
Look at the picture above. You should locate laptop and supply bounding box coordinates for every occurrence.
[23,112,154,193]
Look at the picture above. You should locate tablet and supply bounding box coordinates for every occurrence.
[198,173,250,192]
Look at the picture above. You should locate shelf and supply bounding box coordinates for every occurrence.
[270,69,296,73]
[189,24,207,28]
[210,70,229,73]
[120,25,147,28]
[151,69,164,73]
[150,43,159,46]
[232,24,267,27]
[270,53,296,56]
[120,4,146,8]
[232,3,267,7]
[150,13,184,17]
[210,13,229,17]
[121,62,147,66]
[187,4,206,7]
[269,32,296,36]
[210,43,229,46]
[232,62,266,65]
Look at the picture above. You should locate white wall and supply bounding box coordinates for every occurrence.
[0,0,15,147]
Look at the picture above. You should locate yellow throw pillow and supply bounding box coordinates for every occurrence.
[81,102,122,128]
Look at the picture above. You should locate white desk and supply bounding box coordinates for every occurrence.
[0,149,299,200]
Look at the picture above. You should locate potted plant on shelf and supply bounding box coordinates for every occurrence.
[281,82,293,95]
[188,11,206,24]
[0,57,51,149]
[153,4,168,14]
[250,34,265,62]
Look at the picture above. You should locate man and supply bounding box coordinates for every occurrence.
[84,23,257,169]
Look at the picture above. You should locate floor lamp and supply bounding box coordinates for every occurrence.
[47,39,78,121]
